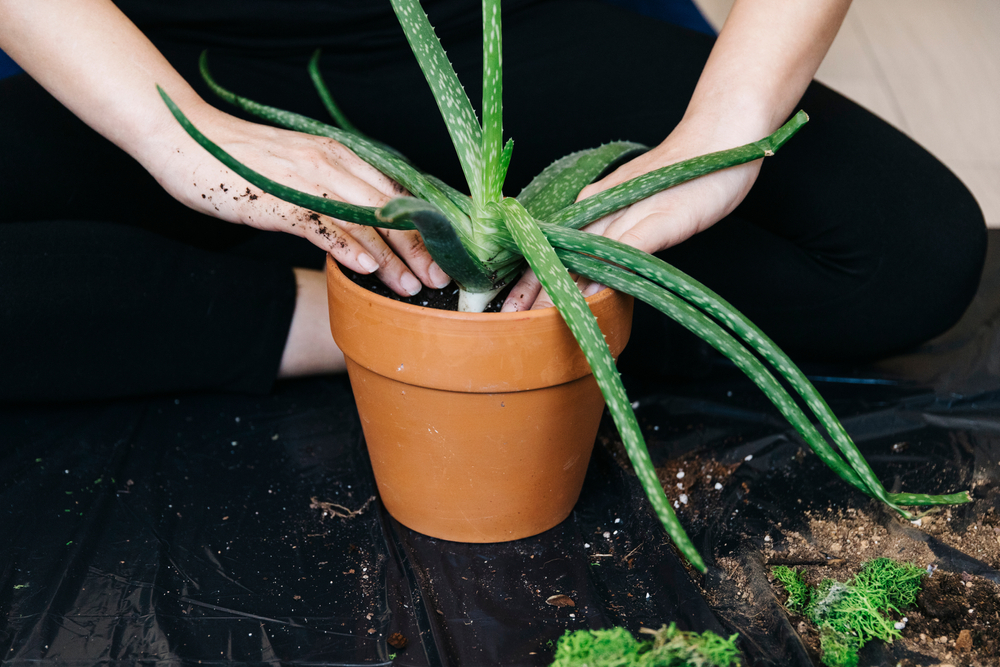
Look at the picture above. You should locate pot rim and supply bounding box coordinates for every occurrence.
[327,255,634,392]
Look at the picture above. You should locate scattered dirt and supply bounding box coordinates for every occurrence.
[755,506,1000,667]
[345,267,514,312]
[918,507,1000,568]
[766,508,936,577]
[901,572,1000,666]
[656,455,739,529]
[545,594,576,608]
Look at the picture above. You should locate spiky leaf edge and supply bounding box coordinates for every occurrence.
[545,226,971,512]
[547,111,809,230]
[389,0,485,204]
[493,197,706,573]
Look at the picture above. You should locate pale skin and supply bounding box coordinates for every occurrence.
[0,0,851,376]
[503,0,854,311]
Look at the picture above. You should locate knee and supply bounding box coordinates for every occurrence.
[852,178,987,360]
[898,172,987,342]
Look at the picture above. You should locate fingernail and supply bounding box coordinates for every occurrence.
[429,261,451,289]
[358,253,380,273]
[583,282,605,298]
[401,272,422,296]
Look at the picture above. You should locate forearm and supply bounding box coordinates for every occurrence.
[0,0,211,168]
[682,0,852,140]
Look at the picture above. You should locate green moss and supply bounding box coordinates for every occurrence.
[772,558,924,667]
[817,624,861,667]
[548,624,740,667]
[772,565,811,612]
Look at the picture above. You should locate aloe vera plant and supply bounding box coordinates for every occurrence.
[158,0,970,573]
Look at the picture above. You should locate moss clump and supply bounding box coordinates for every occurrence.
[549,623,740,667]
[772,557,924,667]
[772,565,811,611]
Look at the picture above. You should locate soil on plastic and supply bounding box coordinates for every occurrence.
[754,507,1000,667]
[645,444,1000,667]
[656,455,739,527]
[345,268,514,312]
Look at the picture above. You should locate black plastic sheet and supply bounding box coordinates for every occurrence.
[4,233,1000,665]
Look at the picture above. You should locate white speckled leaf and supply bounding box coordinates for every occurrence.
[544,225,971,513]
[517,142,647,220]
[494,198,706,573]
[548,112,809,229]
[391,0,484,204]
[482,0,503,200]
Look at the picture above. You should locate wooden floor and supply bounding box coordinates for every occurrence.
[694,0,1000,228]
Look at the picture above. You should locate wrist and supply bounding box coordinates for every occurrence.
[667,97,776,157]
[132,93,223,175]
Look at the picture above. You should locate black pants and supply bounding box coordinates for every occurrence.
[0,0,986,401]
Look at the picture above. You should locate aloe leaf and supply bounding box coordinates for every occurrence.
[546,111,809,229]
[559,251,874,498]
[390,0,484,204]
[159,86,415,229]
[198,53,471,236]
[378,198,494,292]
[544,225,971,512]
[493,197,705,573]
[482,0,503,200]
[308,49,363,135]
[496,137,514,193]
[517,142,648,220]
[424,173,474,217]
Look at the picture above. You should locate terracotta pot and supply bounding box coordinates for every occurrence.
[326,257,633,542]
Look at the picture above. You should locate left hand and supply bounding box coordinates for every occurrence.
[501,118,764,311]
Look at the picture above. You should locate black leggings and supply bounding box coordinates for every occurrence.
[0,0,986,401]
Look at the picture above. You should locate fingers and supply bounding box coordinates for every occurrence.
[264,136,449,294]
[379,228,452,289]
[501,268,543,312]
[168,116,449,295]
[501,269,600,312]
[335,220,426,296]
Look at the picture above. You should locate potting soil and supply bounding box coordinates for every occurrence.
[4,232,1000,666]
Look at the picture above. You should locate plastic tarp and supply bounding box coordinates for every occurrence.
[3,231,1000,666]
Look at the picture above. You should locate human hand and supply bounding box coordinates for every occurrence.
[153,105,450,296]
[501,118,763,311]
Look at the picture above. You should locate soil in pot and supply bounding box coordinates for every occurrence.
[345,268,515,312]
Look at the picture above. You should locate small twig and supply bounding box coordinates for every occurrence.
[766,558,833,567]
[623,543,644,561]
[310,495,376,519]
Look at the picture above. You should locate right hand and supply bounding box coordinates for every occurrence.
[152,105,451,296]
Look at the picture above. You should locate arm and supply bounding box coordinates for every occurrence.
[0,0,449,295]
[503,0,853,311]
